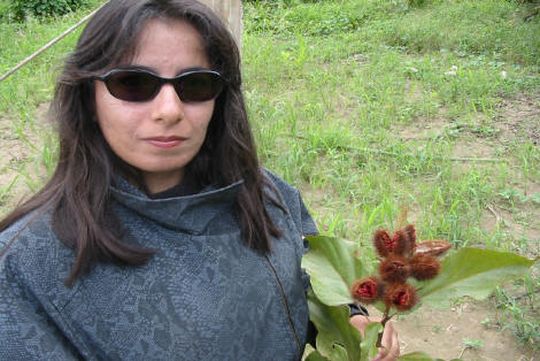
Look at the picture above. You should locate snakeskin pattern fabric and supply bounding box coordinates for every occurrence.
[0,171,317,360]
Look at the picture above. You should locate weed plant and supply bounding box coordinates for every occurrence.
[0,0,539,352]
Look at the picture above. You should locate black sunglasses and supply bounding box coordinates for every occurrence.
[95,68,225,103]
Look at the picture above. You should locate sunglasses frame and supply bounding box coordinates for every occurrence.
[94,68,226,103]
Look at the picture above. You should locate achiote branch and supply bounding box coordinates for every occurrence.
[350,224,452,348]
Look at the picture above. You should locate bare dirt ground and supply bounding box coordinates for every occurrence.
[394,301,538,361]
[0,103,49,215]
[388,93,540,360]
[364,299,536,361]
[0,119,32,212]
[495,94,540,147]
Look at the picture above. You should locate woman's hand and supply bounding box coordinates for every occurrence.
[350,315,400,361]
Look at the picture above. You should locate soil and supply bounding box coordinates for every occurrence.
[391,300,538,360]
[494,94,540,146]
[363,93,540,360]
[0,117,31,211]
[0,103,49,214]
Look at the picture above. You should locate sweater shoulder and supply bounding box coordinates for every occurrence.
[262,169,318,236]
[1,210,56,258]
[0,210,71,296]
[262,168,300,204]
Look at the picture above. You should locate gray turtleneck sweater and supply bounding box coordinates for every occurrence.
[0,171,317,360]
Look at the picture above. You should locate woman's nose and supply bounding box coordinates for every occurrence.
[151,83,185,124]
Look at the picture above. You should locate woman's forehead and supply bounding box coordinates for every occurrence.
[124,18,210,72]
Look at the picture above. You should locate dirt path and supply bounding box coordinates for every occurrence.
[394,301,538,360]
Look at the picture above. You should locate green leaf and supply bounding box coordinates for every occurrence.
[305,348,331,361]
[359,322,381,361]
[303,235,370,306]
[329,344,348,361]
[417,248,535,307]
[308,294,362,361]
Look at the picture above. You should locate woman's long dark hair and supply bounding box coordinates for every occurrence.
[0,0,280,286]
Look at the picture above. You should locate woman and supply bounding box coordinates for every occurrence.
[0,1,398,360]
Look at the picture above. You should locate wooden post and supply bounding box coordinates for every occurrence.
[199,0,243,48]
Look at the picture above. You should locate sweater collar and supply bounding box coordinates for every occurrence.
[110,177,243,233]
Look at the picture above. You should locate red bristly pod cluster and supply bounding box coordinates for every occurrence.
[351,225,451,312]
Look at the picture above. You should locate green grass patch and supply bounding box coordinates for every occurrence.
[243,0,539,349]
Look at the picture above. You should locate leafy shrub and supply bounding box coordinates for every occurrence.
[408,0,429,7]
[244,0,324,4]
[0,0,10,20]
[244,0,410,37]
[10,0,89,21]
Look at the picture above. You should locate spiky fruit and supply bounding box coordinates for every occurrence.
[379,255,411,284]
[410,254,440,280]
[351,277,382,304]
[384,283,417,311]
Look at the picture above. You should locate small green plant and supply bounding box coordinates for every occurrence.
[0,177,18,207]
[499,188,528,205]
[480,317,492,328]
[458,338,484,359]
[494,286,540,348]
[9,0,89,21]
[302,229,534,360]
[462,338,484,349]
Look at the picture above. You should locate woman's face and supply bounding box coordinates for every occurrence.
[95,19,215,194]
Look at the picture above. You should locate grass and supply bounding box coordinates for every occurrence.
[243,0,540,349]
[0,0,539,352]
[0,1,102,201]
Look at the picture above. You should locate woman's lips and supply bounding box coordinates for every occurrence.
[145,136,185,149]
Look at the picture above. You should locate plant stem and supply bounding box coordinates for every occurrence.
[376,306,392,348]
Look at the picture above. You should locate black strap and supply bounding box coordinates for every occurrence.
[349,303,369,317]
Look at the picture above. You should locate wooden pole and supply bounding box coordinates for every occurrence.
[0,2,107,83]
[199,0,243,48]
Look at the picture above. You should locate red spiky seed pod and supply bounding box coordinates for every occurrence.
[373,229,394,257]
[351,277,382,304]
[403,224,416,246]
[384,283,417,311]
[410,254,440,280]
[379,255,411,284]
[414,240,452,258]
[391,229,414,257]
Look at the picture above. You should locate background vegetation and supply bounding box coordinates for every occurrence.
[0,0,90,21]
[0,0,539,356]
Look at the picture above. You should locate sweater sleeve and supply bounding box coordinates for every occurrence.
[0,247,81,360]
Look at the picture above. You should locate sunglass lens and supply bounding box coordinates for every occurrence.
[177,72,224,102]
[105,72,159,102]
